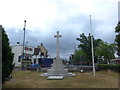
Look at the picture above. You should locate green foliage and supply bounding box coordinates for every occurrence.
[1,25,14,84]
[74,33,116,64]
[115,21,120,33]
[77,33,91,62]
[76,33,102,63]
[115,21,120,56]
[97,64,120,72]
[72,33,116,63]
[96,42,115,63]
[73,49,92,64]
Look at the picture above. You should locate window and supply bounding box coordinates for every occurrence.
[34,59,36,64]
[18,56,21,62]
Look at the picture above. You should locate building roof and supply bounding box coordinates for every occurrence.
[33,48,41,55]
[38,43,47,51]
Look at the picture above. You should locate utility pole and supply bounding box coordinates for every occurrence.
[25,41,28,69]
[21,20,26,70]
[90,15,95,76]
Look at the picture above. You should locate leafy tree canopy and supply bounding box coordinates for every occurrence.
[95,42,115,61]
[115,21,120,56]
[71,33,116,65]
[76,33,102,63]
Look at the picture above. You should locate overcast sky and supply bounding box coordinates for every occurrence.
[0,0,119,60]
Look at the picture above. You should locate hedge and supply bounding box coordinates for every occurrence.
[97,64,120,72]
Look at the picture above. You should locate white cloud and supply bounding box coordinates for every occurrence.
[0,0,57,30]
[0,0,118,30]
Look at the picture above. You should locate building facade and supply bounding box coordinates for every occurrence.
[32,43,48,65]
[38,43,48,58]
[12,42,34,67]
[12,42,48,67]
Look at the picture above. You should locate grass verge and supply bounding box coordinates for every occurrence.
[3,70,119,88]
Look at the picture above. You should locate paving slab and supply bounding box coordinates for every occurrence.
[47,76,64,80]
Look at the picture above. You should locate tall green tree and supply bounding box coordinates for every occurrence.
[69,54,74,64]
[76,33,102,63]
[1,25,14,84]
[73,49,88,64]
[95,42,115,63]
[115,21,120,56]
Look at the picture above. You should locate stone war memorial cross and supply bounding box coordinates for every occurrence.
[54,31,61,59]
[41,31,75,80]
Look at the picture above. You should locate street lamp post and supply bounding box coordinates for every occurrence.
[90,15,95,76]
[21,20,26,70]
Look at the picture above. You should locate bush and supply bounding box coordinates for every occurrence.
[97,64,120,72]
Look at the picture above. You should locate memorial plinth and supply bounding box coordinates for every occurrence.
[41,31,75,79]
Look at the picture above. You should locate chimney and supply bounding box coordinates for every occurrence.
[41,43,43,46]
[17,42,20,45]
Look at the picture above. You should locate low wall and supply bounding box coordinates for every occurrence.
[14,66,98,72]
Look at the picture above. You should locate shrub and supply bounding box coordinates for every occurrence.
[97,64,120,72]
